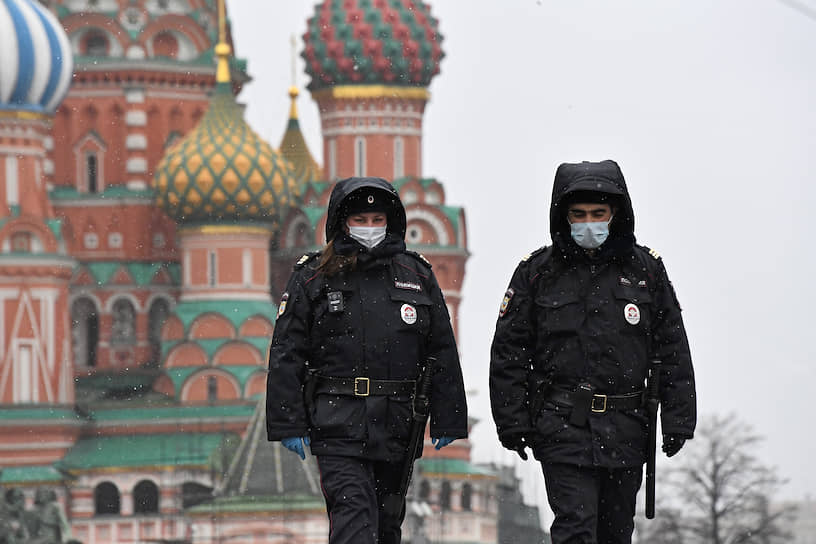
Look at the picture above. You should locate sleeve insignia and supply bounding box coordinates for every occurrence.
[499,288,515,317]
[277,292,289,317]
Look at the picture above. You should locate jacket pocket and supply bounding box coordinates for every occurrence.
[612,285,652,334]
[387,397,413,440]
[534,292,583,333]
[388,289,432,335]
[311,394,367,439]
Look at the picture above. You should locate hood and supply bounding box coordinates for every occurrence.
[325,177,407,243]
[550,160,636,256]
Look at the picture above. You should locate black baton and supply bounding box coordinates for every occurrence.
[645,358,662,519]
[383,357,435,518]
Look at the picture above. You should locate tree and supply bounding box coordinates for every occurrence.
[636,413,795,544]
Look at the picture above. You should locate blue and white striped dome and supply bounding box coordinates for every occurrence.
[0,0,72,114]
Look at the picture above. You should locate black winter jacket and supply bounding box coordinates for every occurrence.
[489,161,696,467]
[267,177,468,461]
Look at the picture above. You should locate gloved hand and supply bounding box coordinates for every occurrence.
[662,434,686,457]
[500,429,533,461]
[281,436,311,460]
[432,437,455,450]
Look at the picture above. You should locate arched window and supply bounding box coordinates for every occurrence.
[147,299,170,365]
[111,299,136,346]
[440,480,451,511]
[94,482,120,515]
[84,32,108,56]
[207,375,217,403]
[393,136,404,179]
[328,139,337,180]
[181,481,212,509]
[418,480,430,501]
[208,251,217,286]
[133,480,159,514]
[86,153,98,193]
[355,137,366,177]
[71,297,99,368]
[461,483,472,511]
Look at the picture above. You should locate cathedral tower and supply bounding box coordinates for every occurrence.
[152,2,300,404]
[0,0,78,465]
[302,0,444,181]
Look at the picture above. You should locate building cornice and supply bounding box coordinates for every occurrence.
[311,85,430,101]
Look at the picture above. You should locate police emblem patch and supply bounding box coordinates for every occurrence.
[624,303,640,325]
[401,304,417,325]
[499,288,515,317]
[277,293,289,317]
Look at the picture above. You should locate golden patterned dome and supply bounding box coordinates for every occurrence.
[153,11,299,225]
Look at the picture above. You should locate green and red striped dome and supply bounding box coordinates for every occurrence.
[302,0,444,90]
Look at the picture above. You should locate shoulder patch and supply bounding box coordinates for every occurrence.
[294,252,320,269]
[648,248,661,260]
[521,246,550,263]
[405,250,432,268]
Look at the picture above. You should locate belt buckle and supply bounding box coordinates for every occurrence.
[591,394,607,413]
[354,377,370,397]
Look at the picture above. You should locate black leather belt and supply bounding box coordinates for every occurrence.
[546,388,644,413]
[314,376,415,397]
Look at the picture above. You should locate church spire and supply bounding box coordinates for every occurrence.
[215,0,231,86]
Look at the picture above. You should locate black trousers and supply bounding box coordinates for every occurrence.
[541,462,643,544]
[316,455,406,544]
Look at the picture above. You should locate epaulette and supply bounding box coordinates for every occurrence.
[405,250,432,268]
[294,251,321,269]
[643,246,661,260]
[521,245,550,263]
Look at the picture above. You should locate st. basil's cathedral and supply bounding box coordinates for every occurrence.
[0,0,545,542]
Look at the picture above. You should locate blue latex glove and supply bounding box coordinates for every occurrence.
[281,436,310,460]
[432,437,455,450]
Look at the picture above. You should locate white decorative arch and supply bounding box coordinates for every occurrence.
[68,291,104,314]
[144,292,175,313]
[104,292,142,313]
[404,208,450,246]
[69,26,124,57]
[179,368,241,400]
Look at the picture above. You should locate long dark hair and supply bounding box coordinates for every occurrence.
[317,238,357,277]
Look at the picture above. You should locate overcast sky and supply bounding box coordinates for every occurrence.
[229,0,816,514]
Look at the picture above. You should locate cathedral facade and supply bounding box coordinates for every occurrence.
[0,1,542,542]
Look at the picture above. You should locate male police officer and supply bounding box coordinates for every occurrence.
[489,160,696,543]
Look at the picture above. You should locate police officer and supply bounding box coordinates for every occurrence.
[266,177,468,544]
[489,160,696,544]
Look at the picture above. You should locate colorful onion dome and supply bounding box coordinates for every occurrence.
[302,0,444,90]
[154,26,299,225]
[0,0,73,114]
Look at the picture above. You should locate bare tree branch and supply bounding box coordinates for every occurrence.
[636,413,795,544]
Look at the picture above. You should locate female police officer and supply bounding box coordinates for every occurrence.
[266,176,468,544]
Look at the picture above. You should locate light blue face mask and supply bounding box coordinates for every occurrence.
[348,225,387,249]
[570,218,612,249]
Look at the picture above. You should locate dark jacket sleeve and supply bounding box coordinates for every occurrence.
[425,269,468,439]
[650,258,697,439]
[489,261,536,440]
[266,267,312,441]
